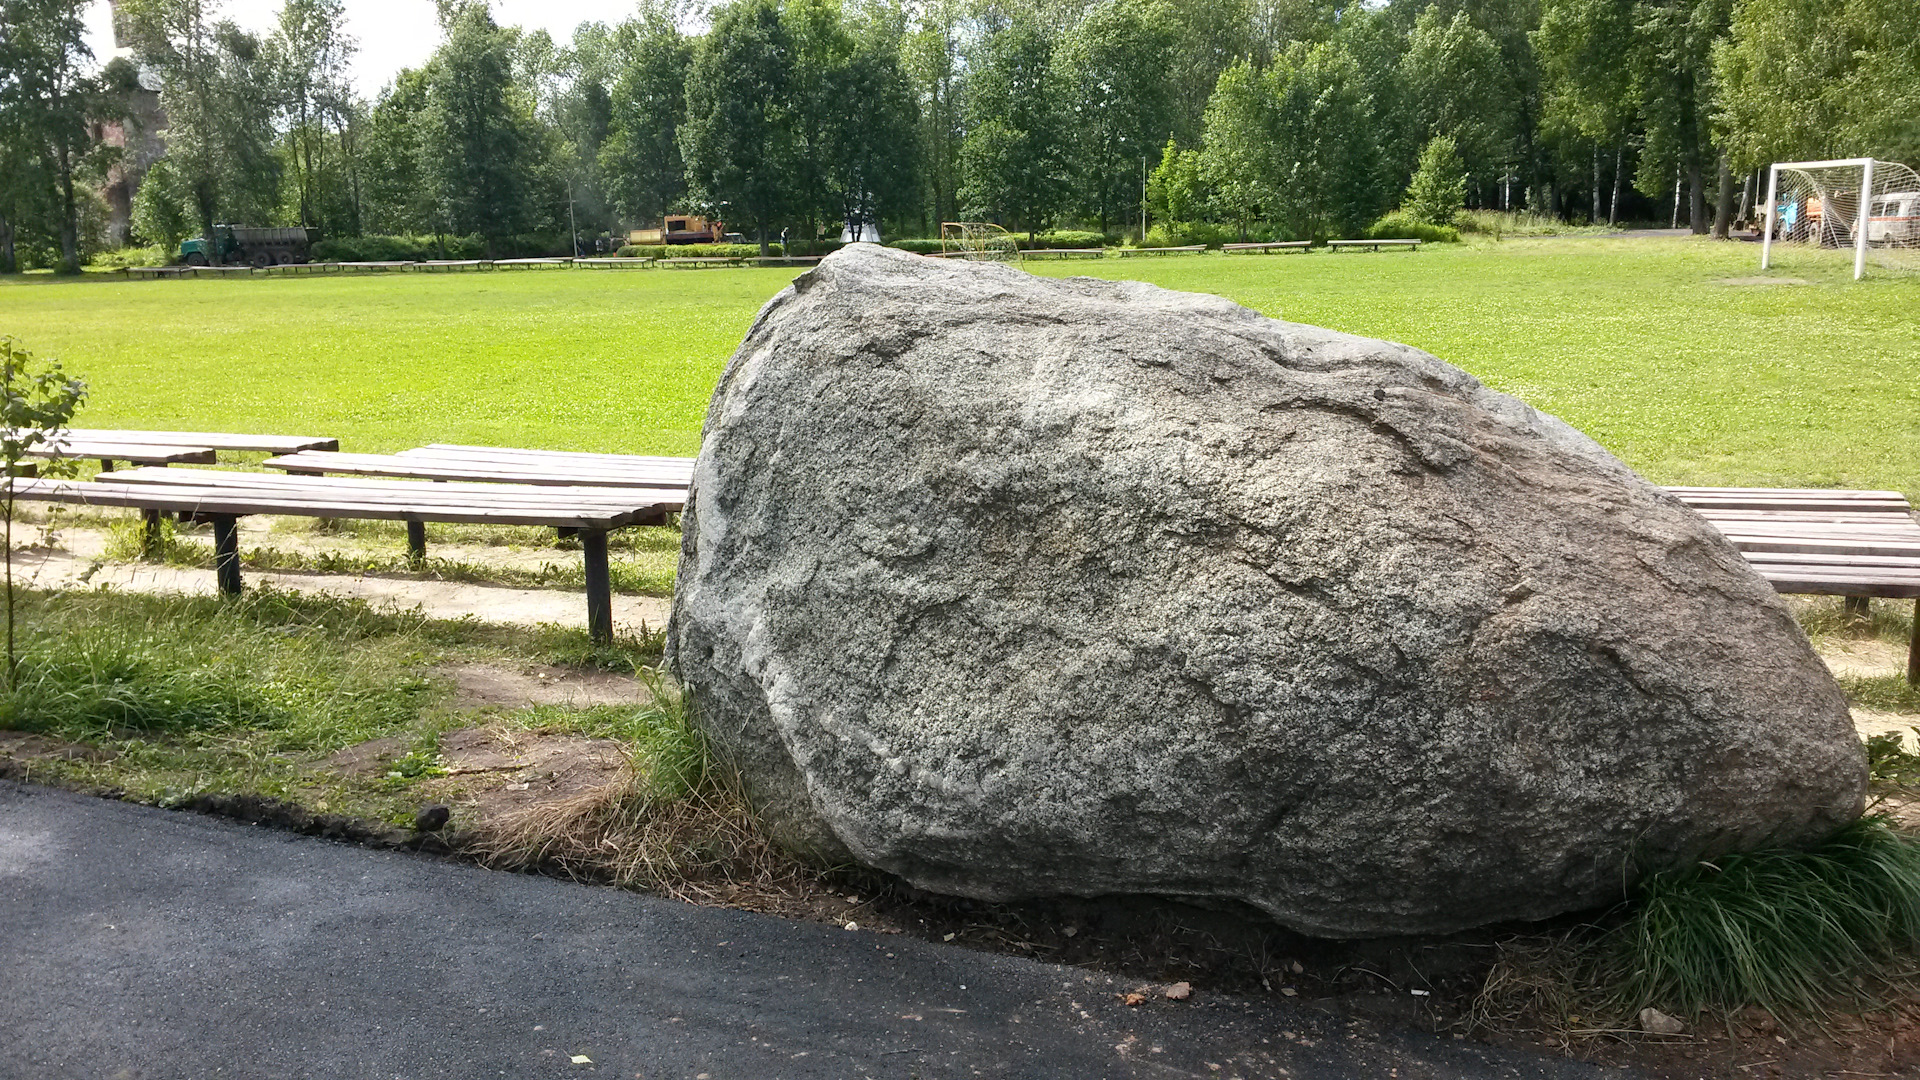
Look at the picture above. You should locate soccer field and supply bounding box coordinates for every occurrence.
[4,236,1915,495]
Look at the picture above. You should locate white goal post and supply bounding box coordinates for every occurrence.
[1761,158,1920,280]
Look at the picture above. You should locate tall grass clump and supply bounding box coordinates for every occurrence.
[1597,815,1920,1017]
[471,675,805,902]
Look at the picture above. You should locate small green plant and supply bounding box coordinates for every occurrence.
[1404,135,1468,227]
[1867,729,1920,785]
[0,336,86,687]
[1594,815,1920,1017]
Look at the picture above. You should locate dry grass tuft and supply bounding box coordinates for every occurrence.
[465,678,816,909]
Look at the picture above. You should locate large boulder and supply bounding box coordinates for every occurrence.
[666,244,1865,937]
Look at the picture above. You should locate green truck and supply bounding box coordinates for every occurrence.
[179,226,314,267]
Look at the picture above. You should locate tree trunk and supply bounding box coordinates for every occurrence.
[1712,154,1734,239]
[57,165,81,275]
[1688,160,1707,234]
[1591,146,1602,225]
[0,212,14,273]
[1610,145,1624,225]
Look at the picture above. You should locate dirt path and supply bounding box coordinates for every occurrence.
[10,545,672,635]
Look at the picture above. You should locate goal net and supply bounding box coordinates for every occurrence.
[1762,158,1920,278]
[940,221,1018,261]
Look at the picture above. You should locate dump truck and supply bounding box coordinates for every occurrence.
[628,215,726,246]
[179,225,314,267]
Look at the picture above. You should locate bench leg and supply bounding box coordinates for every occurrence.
[581,528,612,646]
[1844,596,1872,618]
[211,515,243,595]
[406,520,427,565]
[1910,600,1919,687]
[142,509,163,559]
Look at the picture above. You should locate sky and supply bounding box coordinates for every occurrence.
[82,0,640,97]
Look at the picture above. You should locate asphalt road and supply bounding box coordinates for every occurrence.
[0,781,1636,1080]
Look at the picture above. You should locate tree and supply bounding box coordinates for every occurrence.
[122,0,281,258]
[266,0,357,234]
[1405,133,1469,224]
[680,0,795,253]
[1534,0,1637,222]
[903,0,964,236]
[0,0,115,273]
[601,4,692,229]
[1057,0,1178,235]
[1400,7,1512,208]
[958,6,1066,238]
[1198,60,1279,237]
[358,68,432,235]
[1714,0,1920,170]
[1631,0,1732,234]
[820,11,919,241]
[417,2,536,247]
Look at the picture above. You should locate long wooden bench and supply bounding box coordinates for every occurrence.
[492,258,574,269]
[1222,242,1311,254]
[1667,486,1920,682]
[575,258,654,269]
[1116,245,1206,257]
[61,429,340,455]
[1021,248,1106,260]
[267,446,695,489]
[1326,239,1421,252]
[29,439,216,470]
[13,471,679,643]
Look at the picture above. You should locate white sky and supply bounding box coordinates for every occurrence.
[83,0,640,97]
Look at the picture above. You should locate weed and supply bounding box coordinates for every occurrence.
[468,676,806,902]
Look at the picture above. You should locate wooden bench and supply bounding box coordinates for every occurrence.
[61,429,339,455]
[1326,239,1421,252]
[1117,246,1206,257]
[266,445,696,489]
[1021,248,1106,260]
[493,258,574,269]
[1222,242,1311,254]
[658,257,744,269]
[125,266,189,279]
[1667,486,1920,682]
[29,438,216,471]
[14,471,680,643]
[575,258,654,269]
[748,256,824,267]
[335,261,414,272]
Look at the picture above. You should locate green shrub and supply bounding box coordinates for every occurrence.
[1406,135,1469,226]
[88,245,171,270]
[309,234,501,262]
[1595,815,1920,1016]
[887,239,946,254]
[1455,210,1617,238]
[1365,211,1461,244]
[1142,222,1237,248]
[614,243,775,259]
[1030,229,1114,250]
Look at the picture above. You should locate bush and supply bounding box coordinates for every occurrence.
[1455,210,1616,239]
[887,239,946,254]
[615,243,777,259]
[1029,229,1114,250]
[1365,211,1461,244]
[88,246,171,270]
[1594,814,1920,1016]
[1141,222,1237,248]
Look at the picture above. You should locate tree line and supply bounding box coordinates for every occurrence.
[2,0,1916,269]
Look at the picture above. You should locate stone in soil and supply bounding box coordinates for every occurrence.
[667,244,1864,937]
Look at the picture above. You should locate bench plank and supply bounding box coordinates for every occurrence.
[30,440,217,465]
[268,451,694,488]
[101,468,685,511]
[62,429,340,454]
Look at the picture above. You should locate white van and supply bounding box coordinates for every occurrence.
[1867,191,1920,244]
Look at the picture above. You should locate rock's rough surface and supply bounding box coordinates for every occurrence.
[666,244,1865,937]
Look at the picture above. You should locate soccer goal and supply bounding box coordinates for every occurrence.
[1761,158,1920,279]
[940,221,1018,261]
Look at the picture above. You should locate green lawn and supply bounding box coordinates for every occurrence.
[4,236,1916,494]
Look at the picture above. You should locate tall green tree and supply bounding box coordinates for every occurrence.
[1534,0,1637,221]
[123,0,281,258]
[821,7,920,239]
[1400,6,1512,207]
[903,0,964,235]
[680,0,796,252]
[601,4,693,228]
[358,67,432,234]
[267,0,358,234]
[417,2,537,246]
[1057,0,1178,234]
[1632,0,1731,233]
[1714,0,1920,169]
[1,0,116,272]
[958,5,1067,238]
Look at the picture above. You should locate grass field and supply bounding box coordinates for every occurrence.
[3,235,1916,493]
